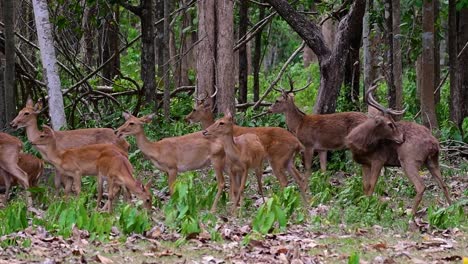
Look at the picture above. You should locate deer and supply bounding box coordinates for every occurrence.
[345,84,452,215]
[0,153,44,201]
[10,98,130,191]
[202,112,267,207]
[185,90,308,200]
[268,79,368,176]
[97,149,152,212]
[0,133,31,203]
[115,112,227,212]
[31,126,131,208]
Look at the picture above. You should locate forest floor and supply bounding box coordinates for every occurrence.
[0,163,467,264]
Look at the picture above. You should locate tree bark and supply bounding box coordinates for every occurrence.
[162,0,171,119]
[32,0,66,129]
[140,0,156,105]
[392,0,403,113]
[196,0,216,105]
[253,5,265,102]
[459,8,468,120]
[265,0,365,114]
[101,5,120,85]
[420,0,438,129]
[363,0,377,112]
[448,0,460,126]
[1,0,16,129]
[216,0,235,114]
[238,0,249,104]
[434,0,440,103]
[79,1,96,67]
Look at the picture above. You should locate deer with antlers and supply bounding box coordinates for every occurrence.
[0,133,31,203]
[10,99,130,191]
[268,78,367,176]
[202,112,267,207]
[115,112,228,212]
[345,85,452,214]
[185,88,308,199]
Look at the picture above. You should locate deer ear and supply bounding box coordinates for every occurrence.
[34,99,43,112]
[141,114,155,123]
[122,112,132,120]
[144,181,152,191]
[42,125,54,136]
[203,102,212,110]
[26,98,34,108]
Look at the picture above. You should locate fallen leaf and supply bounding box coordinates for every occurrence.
[95,254,114,264]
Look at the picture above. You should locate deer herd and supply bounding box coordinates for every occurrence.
[0,84,452,217]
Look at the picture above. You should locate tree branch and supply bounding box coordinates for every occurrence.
[120,1,142,16]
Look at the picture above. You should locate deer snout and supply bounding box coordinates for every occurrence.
[202,130,209,137]
[9,121,18,129]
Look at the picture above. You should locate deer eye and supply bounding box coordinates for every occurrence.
[387,122,396,129]
[129,122,135,126]
[219,122,225,126]
[24,112,30,115]
[40,135,45,138]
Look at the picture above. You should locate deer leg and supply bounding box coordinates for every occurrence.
[210,157,225,212]
[54,169,63,191]
[303,147,315,177]
[72,172,82,195]
[96,174,104,210]
[361,164,372,194]
[122,187,131,203]
[167,169,178,195]
[286,160,308,202]
[255,168,265,203]
[318,151,327,172]
[234,168,249,207]
[400,161,426,215]
[366,161,384,195]
[425,156,452,205]
[0,169,12,203]
[106,178,116,213]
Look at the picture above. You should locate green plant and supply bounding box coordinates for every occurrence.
[252,196,286,234]
[118,205,151,235]
[428,199,468,229]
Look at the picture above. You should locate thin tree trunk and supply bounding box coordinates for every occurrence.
[392,0,403,113]
[459,8,468,120]
[32,0,66,129]
[2,0,16,129]
[163,0,171,119]
[434,0,440,103]
[421,0,438,129]
[385,0,396,110]
[363,0,376,112]
[101,5,120,85]
[216,0,235,114]
[80,1,96,67]
[238,0,248,104]
[196,0,216,105]
[155,0,164,81]
[253,5,265,102]
[139,0,156,105]
[449,0,461,127]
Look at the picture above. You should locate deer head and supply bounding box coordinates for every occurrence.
[10,98,43,129]
[202,112,234,138]
[185,100,213,124]
[135,180,152,210]
[269,75,311,114]
[31,125,56,146]
[115,113,155,138]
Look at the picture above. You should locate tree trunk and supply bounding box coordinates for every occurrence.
[420,0,438,129]
[32,0,66,129]
[343,20,361,109]
[449,0,461,127]
[363,0,377,112]
[266,0,366,114]
[141,0,156,105]
[459,8,468,120]
[385,0,396,110]
[79,1,96,67]
[216,0,235,114]
[392,0,403,113]
[238,0,248,104]
[162,0,171,119]
[155,0,164,81]
[101,5,120,85]
[196,0,216,105]
[434,0,440,103]
[1,0,16,129]
[253,5,265,102]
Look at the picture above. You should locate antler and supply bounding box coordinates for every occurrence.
[272,76,312,95]
[194,85,218,102]
[366,81,406,116]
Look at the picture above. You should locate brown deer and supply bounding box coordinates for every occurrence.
[345,85,452,214]
[268,82,367,176]
[10,98,130,190]
[185,95,308,199]
[202,112,267,207]
[0,133,31,203]
[97,149,152,212]
[115,113,227,212]
[0,153,44,200]
[31,126,129,208]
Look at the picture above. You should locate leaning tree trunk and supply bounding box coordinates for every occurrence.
[238,0,249,104]
[216,0,235,114]
[1,0,16,129]
[420,0,438,129]
[266,0,365,114]
[196,0,216,105]
[32,0,66,129]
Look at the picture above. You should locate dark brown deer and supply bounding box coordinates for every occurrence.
[345,85,452,214]
[185,91,308,200]
[268,79,367,176]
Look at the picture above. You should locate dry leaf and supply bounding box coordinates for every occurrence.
[95,254,114,264]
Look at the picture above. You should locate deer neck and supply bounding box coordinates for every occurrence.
[134,129,158,155]
[284,104,304,134]
[41,141,63,166]
[200,116,215,130]
[220,134,241,163]
[25,116,41,142]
